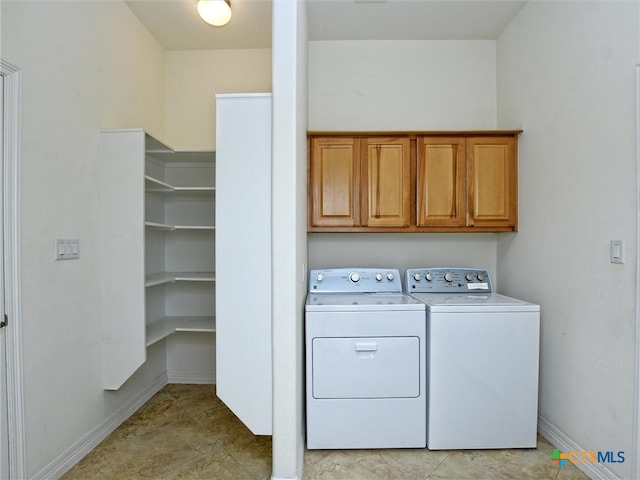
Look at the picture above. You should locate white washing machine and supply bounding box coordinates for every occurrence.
[406,267,540,450]
[305,268,426,449]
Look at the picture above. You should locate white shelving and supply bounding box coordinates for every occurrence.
[146,316,216,347]
[145,272,216,287]
[144,140,215,348]
[145,174,215,194]
[145,222,215,231]
[101,129,215,390]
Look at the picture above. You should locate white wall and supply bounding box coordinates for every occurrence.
[309,233,498,280]
[308,40,501,274]
[497,2,639,479]
[164,49,272,149]
[308,40,497,131]
[1,2,166,475]
[166,333,216,384]
[271,0,308,477]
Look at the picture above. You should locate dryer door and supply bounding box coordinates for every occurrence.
[312,336,420,399]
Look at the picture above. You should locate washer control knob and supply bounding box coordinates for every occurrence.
[387,272,395,281]
[425,273,434,281]
[349,272,361,283]
[466,274,474,281]
[477,273,486,281]
[413,273,422,282]
[444,272,454,283]
[375,273,383,282]
[316,273,324,282]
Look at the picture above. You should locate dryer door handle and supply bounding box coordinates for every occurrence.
[354,342,378,352]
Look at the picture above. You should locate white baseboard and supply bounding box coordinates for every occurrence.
[34,374,167,480]
[166,370,215,384]
[538,414,622,480]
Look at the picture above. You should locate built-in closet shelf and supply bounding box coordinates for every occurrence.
[101,128,216,391]
[145,175,215,194]
[145,222,215,231]
[145,272,216,287]
[146,316,216,347]
[147,150,215,163]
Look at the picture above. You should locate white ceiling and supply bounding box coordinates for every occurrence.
[124,0,528,51]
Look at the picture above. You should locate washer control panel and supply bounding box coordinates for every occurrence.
[406,268,493,293]
[309,268,402,293]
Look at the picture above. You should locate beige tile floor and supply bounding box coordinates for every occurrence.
[63,384,590,480]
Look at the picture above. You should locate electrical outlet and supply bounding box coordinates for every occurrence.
[55,238,80,260]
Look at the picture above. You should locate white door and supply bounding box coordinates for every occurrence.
[0,59,26,479]
[215,94,272,435]
[0,72,8,480]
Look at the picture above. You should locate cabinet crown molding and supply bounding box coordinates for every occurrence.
[307,130,523,137]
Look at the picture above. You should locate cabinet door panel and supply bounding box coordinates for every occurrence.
[309,137,360,227]
[362,137,411,228]
[216,94,272,435]
[467,137,517,227]
[416,137,465,226]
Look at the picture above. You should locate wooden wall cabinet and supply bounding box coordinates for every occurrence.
[416,135,517,229]
[308,136,411,230]
[362,137,411,228]
[309,131,520,233]
[309,137,360,228]
[466,136,518,228]
[416,136,466,227]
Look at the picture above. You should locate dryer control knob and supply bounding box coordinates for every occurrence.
[444,272,454,282]
[477,273,486,281]
[387,273,395,281]
[375,273,383,282]
[413,273,422,282]
[466,274,474,281]
[316,273,324,282]
[349,272,361,283]
[425,273,434,281]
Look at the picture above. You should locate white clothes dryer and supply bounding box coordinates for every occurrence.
[406,267,540,450]
[306,268,426,449]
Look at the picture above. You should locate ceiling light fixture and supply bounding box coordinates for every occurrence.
[197,0,232,27]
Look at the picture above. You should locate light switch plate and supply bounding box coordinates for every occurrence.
[55,238,80,260]
[610,239,624,264]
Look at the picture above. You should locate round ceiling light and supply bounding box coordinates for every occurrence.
[197,0,232,27]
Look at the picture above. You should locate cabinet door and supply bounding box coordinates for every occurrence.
[101,130,148,390]
[309,137,361,227]
[362,137,411,228]
[416,137,466,227]
[467,136,517,228]
[216,94,272,435]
